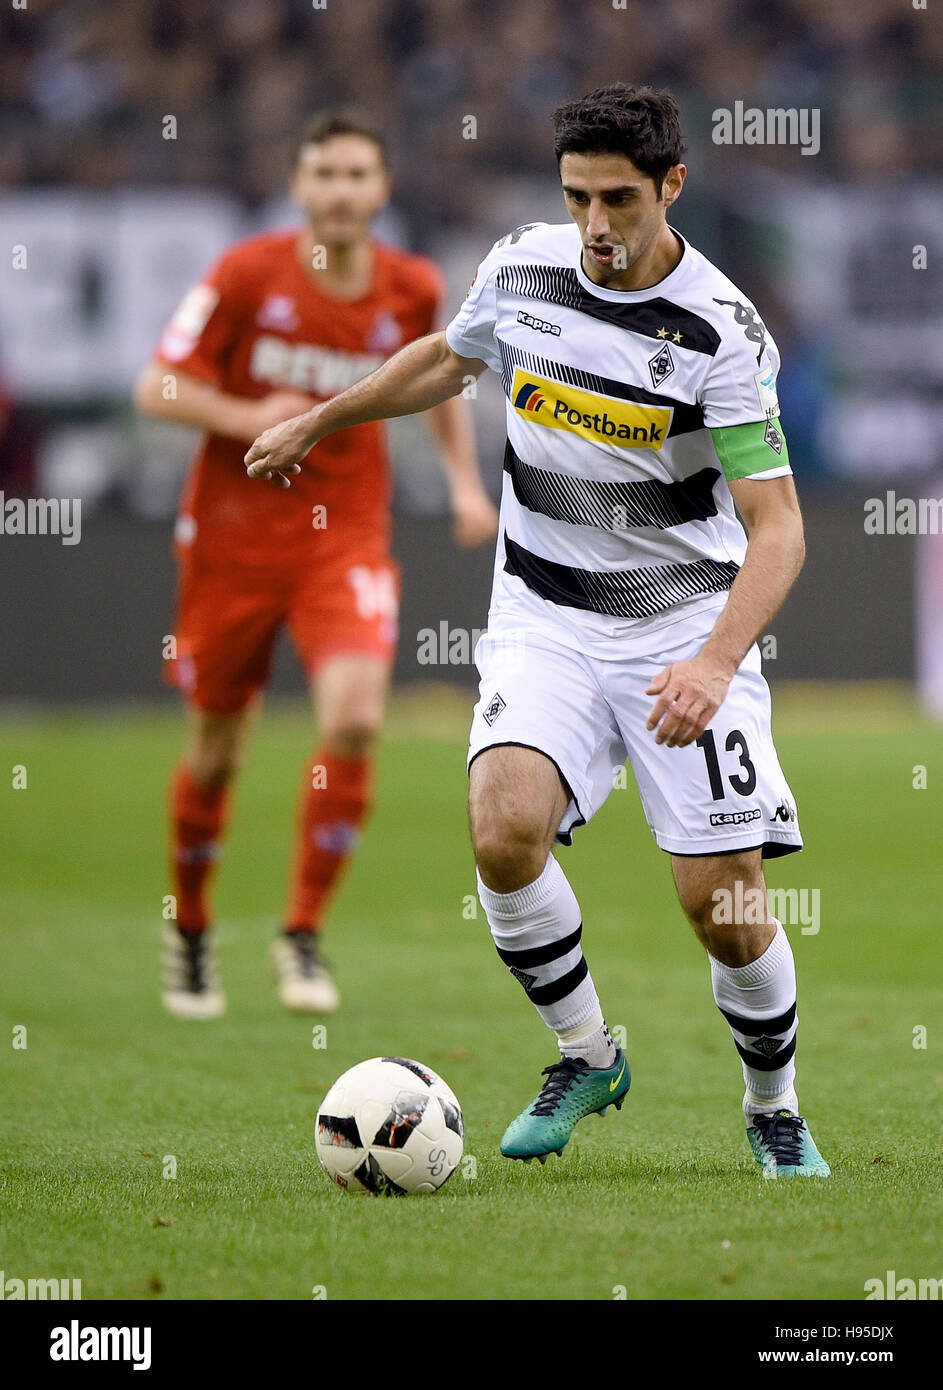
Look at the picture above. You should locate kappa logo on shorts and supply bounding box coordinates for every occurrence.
[770,800,796,823]
[483,692,506,726]
[709,808,762,827]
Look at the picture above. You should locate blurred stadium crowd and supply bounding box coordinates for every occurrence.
[2,0,940,200]
[0,0,941,510]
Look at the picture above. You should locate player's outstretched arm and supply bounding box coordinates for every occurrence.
[133,363,316,444]
[244,332,487,487]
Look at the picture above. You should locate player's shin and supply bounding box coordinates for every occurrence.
[709,919,800,1118]
[170,763,232,934]
[476,854,617,1069]
[285,747,374,933]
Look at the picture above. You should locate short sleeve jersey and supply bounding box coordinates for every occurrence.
[154,230,443,571]
[445,221,791,641]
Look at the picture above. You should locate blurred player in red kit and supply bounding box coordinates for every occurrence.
[135,112,497,1019]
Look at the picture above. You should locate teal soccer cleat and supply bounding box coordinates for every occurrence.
[500,1049,630,1162]
[747,1109,831,1179]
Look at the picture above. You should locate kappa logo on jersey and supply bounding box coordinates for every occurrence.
[255,294,300,332]
[713,297,768,364]
[494,223,542,250]
[517,310,561,337]
[482,692,506,726]
[648,344,675,390]
[510,369,670,451]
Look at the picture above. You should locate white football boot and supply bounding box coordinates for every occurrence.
[161,924,226,1019]
[271,931,340,1014]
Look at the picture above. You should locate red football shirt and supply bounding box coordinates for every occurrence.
[154,229,443,573]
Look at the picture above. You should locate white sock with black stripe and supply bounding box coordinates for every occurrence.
[476,855,615,1067]
[708,920,800,1122]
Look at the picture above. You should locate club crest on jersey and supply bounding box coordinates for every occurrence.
[648,344,675,390]
[510,368,670,451]
[255,294,300,332]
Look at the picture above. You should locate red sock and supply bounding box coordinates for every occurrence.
[169,764,231,935]
[285,749,374,933]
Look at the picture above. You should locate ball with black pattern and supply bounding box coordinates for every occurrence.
[316,1056,464,1195]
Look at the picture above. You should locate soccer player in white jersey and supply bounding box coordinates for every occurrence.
[245,84,829,1180]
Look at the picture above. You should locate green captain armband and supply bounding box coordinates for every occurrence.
[710,417,790,481]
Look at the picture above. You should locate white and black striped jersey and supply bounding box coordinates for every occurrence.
[445,220,792,648]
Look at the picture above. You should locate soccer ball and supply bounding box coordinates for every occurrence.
[316,1056,464,1195]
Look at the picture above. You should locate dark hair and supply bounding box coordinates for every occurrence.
[296,111,389,169]
[552,84,685,196]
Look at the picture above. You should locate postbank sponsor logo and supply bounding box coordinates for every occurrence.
[510,368,670,450]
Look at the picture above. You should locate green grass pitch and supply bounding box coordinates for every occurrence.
[2,691,941,1301]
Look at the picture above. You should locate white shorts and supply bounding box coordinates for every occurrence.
[467,609,802,859]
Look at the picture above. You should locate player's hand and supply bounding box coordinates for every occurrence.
[450,486,499,548]
[244,404,323,489]
[645,657,733,748]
